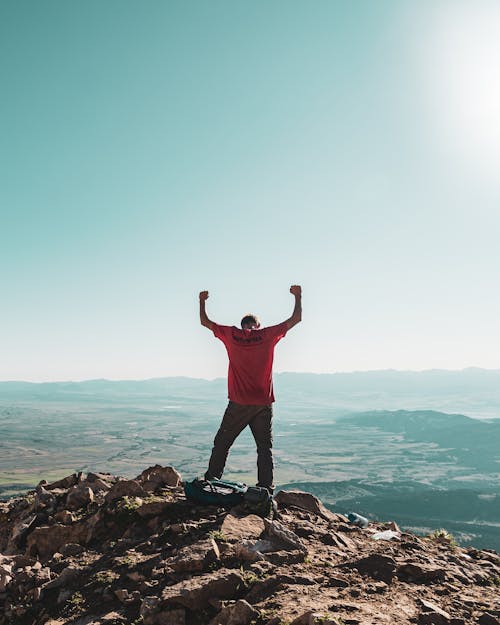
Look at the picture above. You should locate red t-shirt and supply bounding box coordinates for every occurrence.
[213,322,288,405]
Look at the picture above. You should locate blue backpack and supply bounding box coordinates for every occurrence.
[184,478,273,516]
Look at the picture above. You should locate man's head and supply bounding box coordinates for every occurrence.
[241,314,260,330]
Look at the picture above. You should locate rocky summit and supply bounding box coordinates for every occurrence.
[0,466,499,625]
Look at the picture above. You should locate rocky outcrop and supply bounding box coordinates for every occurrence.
[0,465,499,625]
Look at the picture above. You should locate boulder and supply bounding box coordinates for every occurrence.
[26,523,87,561]
[156,610,186,625]
[44,564,87,590]
[0,562,13,591]
[43,473,81,491]
[161,569,244,610]
[264,518,308,553]
[170,539,220,573]
[137,500,173,518]
[221,514,265,542]
[34,486,56,511]
[105,480,146,503]
[478,615,500,625]
[209,599,259,625]
[274,490,336,521]
[418,599,451,625]
[343,554,397,584]
[54,510,77,524]
[66,485,94,511]
[397,562,446,583]
[136,465,182,491]
[234,539,274,562]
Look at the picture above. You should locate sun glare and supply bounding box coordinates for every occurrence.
[422,1,500,186]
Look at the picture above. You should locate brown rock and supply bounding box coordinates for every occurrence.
[66,485,94,512]
[290,611,339,625]
[89,478,113,492]
[45,564,88,590]
[59,542,86,556]
[161,569,244,610]
[136,465,182,491]
[264,518,308,553]
[274,490,336,521]
[221,513,265,542]
[418,599,451,625]
[156,610,186,625]
[43,473,81,491]
[344,554,397,583]
[397,562,447,583]
[234,539,274,562]
[170,539,220,573]
[26,523,87,560]
[479,614,500,625]
[137,500,173,518]
[209,599,259,625]
[105,479,146,503]
[54,510,77,524]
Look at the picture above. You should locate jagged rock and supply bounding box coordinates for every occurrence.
[290,611,339,625]
[234,539,274,561]
[66,485,94,510]
[88,478,113,493]
[54,509,77,524]
[418,599,451,624]
[0,561,12,591]
[343,554,397,583]
[59,542,86,556]
[115,588,141,603]
[479,615,500,625]
[44,564,86,589]
[137,500,173,518]
[274,490,336,521]
[105,479,146,503]
[8,513,37,549]
[161,569,244,610]
[170,538,220,572]
[141,595,161,622]
[155,609,186,625]
[42,473,81,491]
[221,514,265,542]
[136,465,182,491]
[26,523,87,560]
[398,562,447,583]
[243,574,284,603]
[209,599,259,625]
[34,485,56,511]
[320,530,356,551]
[264,518,308,553]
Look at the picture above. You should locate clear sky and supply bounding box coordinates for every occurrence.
[1,1,499,381]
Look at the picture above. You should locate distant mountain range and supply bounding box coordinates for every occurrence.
[2,368,500,417]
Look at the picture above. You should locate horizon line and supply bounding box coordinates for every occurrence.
[1,365,499,385]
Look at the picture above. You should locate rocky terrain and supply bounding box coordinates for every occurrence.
[0,465,499,625]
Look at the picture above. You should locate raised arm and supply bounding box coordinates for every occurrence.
[199,291,215,330]
[286,285,302,330]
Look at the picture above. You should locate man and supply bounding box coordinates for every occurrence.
[199,285,302,493]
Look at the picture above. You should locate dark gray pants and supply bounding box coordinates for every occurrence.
[206,401,274,491]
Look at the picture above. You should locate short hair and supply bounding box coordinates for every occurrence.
[241,314,260,329]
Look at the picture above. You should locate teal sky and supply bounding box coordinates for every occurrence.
[1,1,499,381]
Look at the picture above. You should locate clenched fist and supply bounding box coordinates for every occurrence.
[199,291,209,301]
[290,285,302,296]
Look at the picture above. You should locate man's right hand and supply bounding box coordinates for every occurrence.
[290,285,302,297]
[199,291,209,301]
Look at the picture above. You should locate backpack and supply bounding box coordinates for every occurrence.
[184,478,247,506]
[184,478,274,517]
